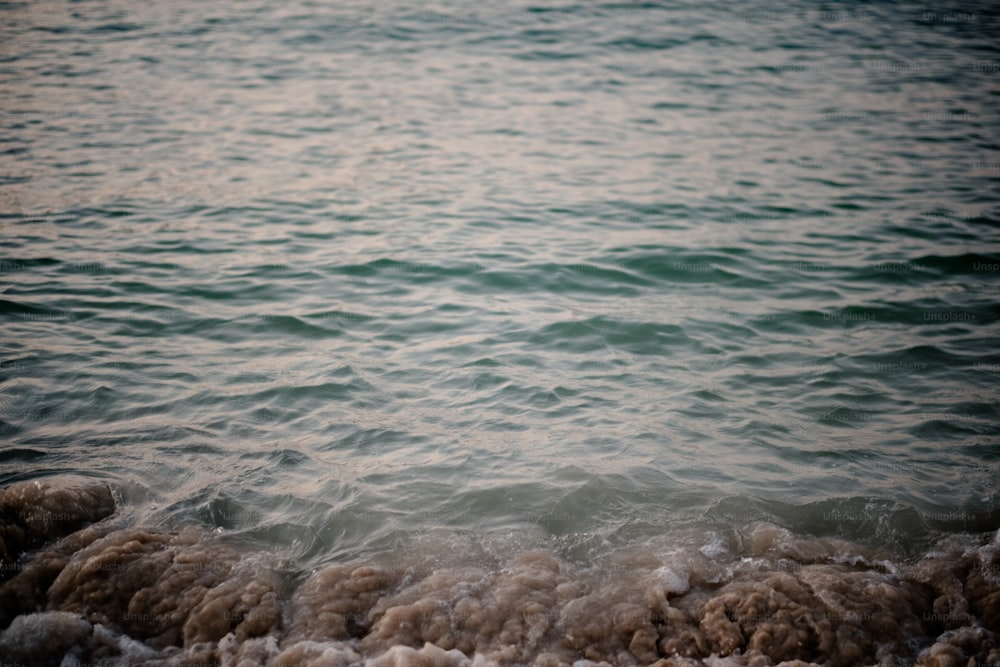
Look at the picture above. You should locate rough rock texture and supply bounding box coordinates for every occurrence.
[47,526,285,649]
[2,478,999,666]
[660,566,930,666]
[0,610,92,666]
[286,562,403,644]
[0,521,115,628]
[0,477,115,568]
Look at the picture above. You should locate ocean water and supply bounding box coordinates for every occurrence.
[1,0,1000,664]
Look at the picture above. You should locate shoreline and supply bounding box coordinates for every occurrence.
[1,478,998,666]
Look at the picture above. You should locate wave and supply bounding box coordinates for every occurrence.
[1,478,998,666]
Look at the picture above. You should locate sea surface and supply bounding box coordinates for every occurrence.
[1,0,1000,664]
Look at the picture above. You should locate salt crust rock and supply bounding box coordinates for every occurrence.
[0,477,115,567]
[1,479,998,666]
[0,610,92,666]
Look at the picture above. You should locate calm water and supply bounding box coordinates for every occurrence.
[2,0,1000,573]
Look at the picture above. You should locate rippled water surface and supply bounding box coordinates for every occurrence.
[2,0,1000,573]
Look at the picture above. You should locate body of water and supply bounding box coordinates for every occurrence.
[1,1,999,665]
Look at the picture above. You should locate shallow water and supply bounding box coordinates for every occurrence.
[2,478,999,665]
[1,0,999,664]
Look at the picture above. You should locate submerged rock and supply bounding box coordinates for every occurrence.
[1,479,998,666]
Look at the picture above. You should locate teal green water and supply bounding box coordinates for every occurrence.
[1,0,999,569]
